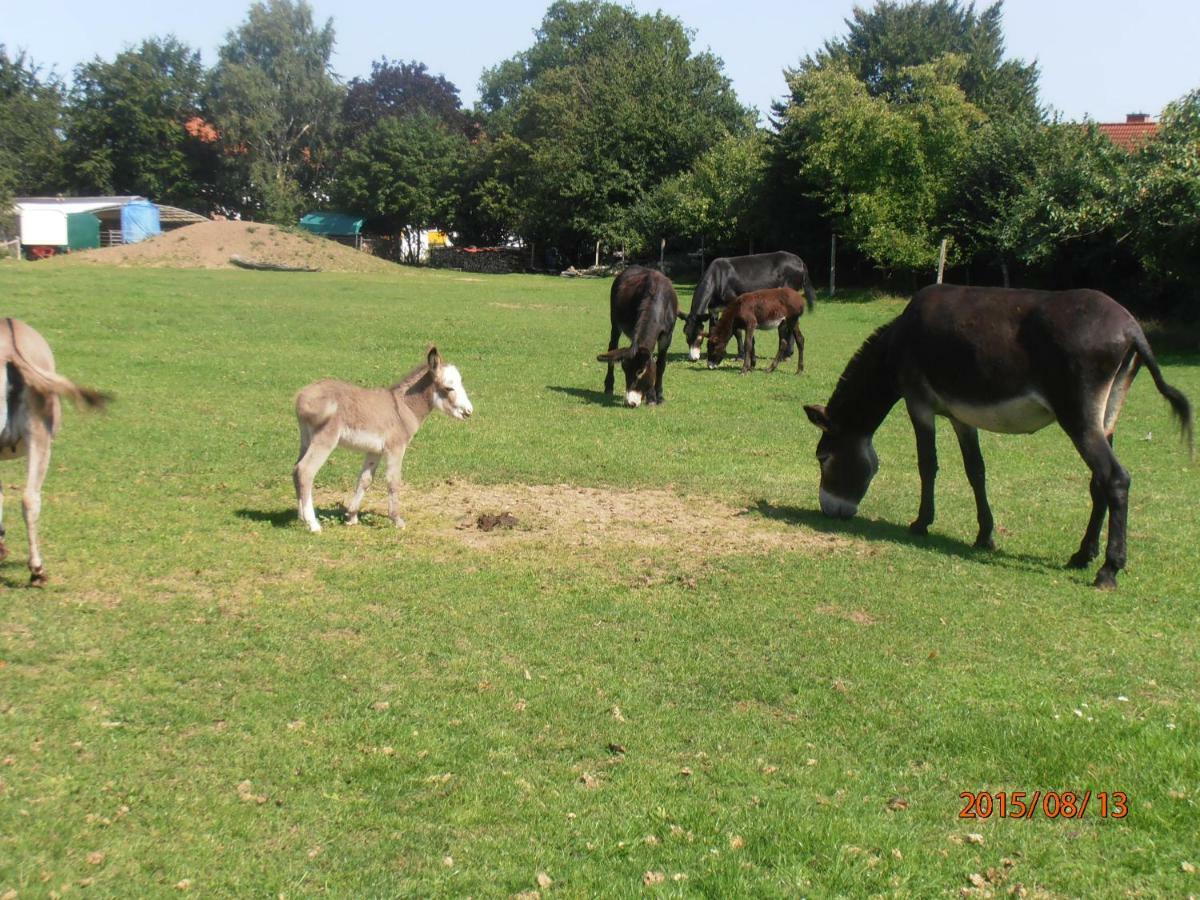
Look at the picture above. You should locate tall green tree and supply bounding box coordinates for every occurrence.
[335,111,467,262]
[209,0,342,222]
[0,47,64,231]
[64,37,215,210]
[1128,90,1200,295]
[479,0,750,260]
[802,0,1039,119]
[781,56,984,271]
[629,130,769,254]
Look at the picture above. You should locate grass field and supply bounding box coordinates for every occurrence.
[0,264,1197,898]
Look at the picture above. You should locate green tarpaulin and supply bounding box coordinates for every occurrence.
[299,212,364,236]
[66,212,100,250]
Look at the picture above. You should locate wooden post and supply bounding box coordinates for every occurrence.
[594,240,601,268]
[936,237,948,284]
[1000,260,1010,288]
[829,232,837,297]
[659,238,666,269]
[530,242,536,269]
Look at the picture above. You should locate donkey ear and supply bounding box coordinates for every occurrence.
[596,347,631,362]
[804,404,832,431]
[427,345,441,372]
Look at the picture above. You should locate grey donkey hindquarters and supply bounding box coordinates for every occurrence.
[0,317,108,585]
[293,346,473,532]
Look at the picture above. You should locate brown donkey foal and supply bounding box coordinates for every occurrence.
[293,347,473,533]
[0,318,108,585]
[706,287,807,374]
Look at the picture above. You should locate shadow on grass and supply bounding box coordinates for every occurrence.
[546,385,621,407]
[749,499,1063,576]
[235,506,342,528]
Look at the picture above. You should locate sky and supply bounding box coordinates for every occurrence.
[3,0,1197,124]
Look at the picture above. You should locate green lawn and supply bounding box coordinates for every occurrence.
[0,264,1196,898]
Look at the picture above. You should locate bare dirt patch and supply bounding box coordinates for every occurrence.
[48,220,397,274]
[815,605,879,625]
[404,481,849,557]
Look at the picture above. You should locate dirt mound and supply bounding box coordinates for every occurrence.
[50,220,396,274]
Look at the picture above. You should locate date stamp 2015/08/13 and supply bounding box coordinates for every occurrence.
[959,791,1129,820]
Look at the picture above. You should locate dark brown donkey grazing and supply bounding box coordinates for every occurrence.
[706,287,807,374]
[803,284,1193,589]
[0,318,108,585]
[598,266,679,407]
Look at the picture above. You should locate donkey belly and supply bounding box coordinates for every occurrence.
[338,426,388,454]
[759,318,784,330]
[940,392,1056,434]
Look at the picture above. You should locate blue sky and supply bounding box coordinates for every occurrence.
[4,0,1197,123]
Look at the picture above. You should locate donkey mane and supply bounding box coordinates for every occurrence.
[827,317,903,430]
[390,364,431,393]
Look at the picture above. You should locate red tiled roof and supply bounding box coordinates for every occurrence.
[1096,120,1158,151]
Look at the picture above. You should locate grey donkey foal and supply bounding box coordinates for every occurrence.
[293,347,473,532]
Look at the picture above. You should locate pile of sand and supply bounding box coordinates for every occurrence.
[51,220,396,274]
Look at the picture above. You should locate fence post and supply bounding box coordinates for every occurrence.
[936,237,948,284]
[829,232,837,297]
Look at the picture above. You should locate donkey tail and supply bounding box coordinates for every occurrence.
[1133,328,1194,458]
[8,354,108,410]
[801,265,817,313]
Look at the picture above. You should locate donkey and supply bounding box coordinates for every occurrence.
[597,266,679,408]
[803,284,1193,589]
[293,346,473,533]
[0,318,108,585]
[680,251,817,363]
[706,287,807,374]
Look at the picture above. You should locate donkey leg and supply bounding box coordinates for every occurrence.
[951,420,995,549]
[653,336,670,404]
[293,427,338,533]
[741,324,756,374]
[345,454,380,525]
[385,447,408,528]
[1068,431,1129,588]
[906,401,938,535]
[23,431,52,586]
[603,321,620,395]
[0,479,7,563]
[1067,435,1113,568]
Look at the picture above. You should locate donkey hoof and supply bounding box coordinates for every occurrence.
[345,515,359,526]
[1093,567,1118,590]
[391,518,407,529]
[974,536,996,551]
[908,521,929,536]
[29,567,47,588]
[1066,550,1095,569]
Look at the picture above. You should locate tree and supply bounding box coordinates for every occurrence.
[209,0,341,222]
[780,56,984,271]
[478,0,750,260]
[335,111,467,262]
[0,47,64,231]
[629,130,769,254]
[801,0,1040,120]
[1128,90,1200,296]
[64,37,216,210]
[342,58,467,143]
